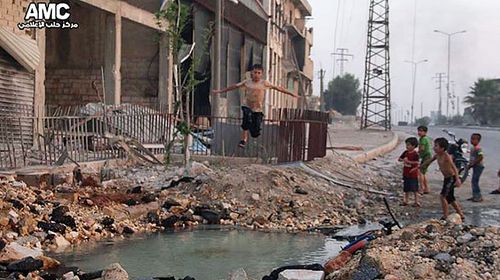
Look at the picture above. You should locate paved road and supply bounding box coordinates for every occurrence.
[396,125,500,185]
[375,127,499,226]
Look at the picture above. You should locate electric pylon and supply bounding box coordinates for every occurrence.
[361,0,391,130]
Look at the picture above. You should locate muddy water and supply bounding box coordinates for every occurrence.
[53,227,346,280]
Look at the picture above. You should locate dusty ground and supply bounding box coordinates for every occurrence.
[327,219,500,280]
[0,149,403,279]
[323,133,500,280]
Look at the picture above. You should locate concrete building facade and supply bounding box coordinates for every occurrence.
[264,0,314,115]
[0,0,314,119]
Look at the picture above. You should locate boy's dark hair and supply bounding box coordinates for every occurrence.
[405,137,419,147]
[417,126,428,132]
[471,133,482,141]
[434,137,449,150]
[251,64,264,71]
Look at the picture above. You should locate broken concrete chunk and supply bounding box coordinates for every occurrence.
[278,270,325,280]
[102,263,128,280]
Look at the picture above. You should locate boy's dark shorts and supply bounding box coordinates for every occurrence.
[241,106,264,138]
[441,177,456,203]
[403,177,419,193]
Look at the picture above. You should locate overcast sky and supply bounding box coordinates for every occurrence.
[307,0,500,120]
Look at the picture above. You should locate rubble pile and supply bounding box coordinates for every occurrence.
[327,219,500,280]
[0,152,400,249]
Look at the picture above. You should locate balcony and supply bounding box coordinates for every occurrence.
[293,0,312,17]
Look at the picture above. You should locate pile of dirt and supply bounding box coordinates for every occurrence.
[0,151,403,253]
[327,219,500,280]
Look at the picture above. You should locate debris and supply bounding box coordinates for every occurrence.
[446,213,462,225]
[278,270,324,280]
[0,243,43,263]
[228,268,248,280]
[7,257,44,272]
[294,187,308,195]
[102,263,128,280]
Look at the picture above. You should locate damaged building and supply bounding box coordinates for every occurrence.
[0,0,321,169]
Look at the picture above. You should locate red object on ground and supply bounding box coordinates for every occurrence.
[346,239,368,254]
[324,251,352,274]
[324,239,369,274]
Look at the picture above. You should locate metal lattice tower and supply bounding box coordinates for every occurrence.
[361,0,391,130]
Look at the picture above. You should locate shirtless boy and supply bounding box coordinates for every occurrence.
[422,138,465,220]
[212,64,297,148]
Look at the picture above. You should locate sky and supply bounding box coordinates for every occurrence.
[307,0,500,121]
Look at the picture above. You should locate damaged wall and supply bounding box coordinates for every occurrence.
[0,0,35,36]
[45,1,160,106]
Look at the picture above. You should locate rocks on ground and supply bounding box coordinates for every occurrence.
[327,219,500,280]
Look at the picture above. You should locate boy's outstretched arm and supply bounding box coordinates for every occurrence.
[266,81,298,98]
[421,155,436,169]
[212,81,245,94]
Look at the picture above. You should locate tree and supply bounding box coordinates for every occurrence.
[464,78,500,125]
[415,116,431,127]
[324,74,362,115]
[450,115,464,126]
[436,115,449,125]
[156,1,205,169]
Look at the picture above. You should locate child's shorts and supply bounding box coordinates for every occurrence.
[403,177,419,193]
[441,177,456,203]
[241,106,264,138]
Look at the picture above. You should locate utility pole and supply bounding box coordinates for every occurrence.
[450,81,456,111]
[457,96,460,116]
[421,102,423,119]
[434,30,466,117]
[319,69,326,111]
[212,0,222,118]
[433,73,447,117]
[405,59,428,124]
[331,48,353,76]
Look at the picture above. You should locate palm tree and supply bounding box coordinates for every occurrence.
[464,79,500,125]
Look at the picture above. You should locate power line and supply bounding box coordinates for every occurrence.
[432,72,447,117]
[331,48,354,76]
[332,0,342,80]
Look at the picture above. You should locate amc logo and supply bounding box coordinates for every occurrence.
[24,2,71,20]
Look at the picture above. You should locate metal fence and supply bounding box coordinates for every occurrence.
[0,104,328,170]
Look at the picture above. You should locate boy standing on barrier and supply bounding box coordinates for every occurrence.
[212,64,297,148]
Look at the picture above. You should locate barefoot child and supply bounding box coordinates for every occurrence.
[417,126,432,194]
[212,64,297,148]
[422,138,465,220]
[398,137,420,207]
[467,133,484,202]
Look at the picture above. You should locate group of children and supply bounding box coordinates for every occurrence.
[399,126,490,220]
